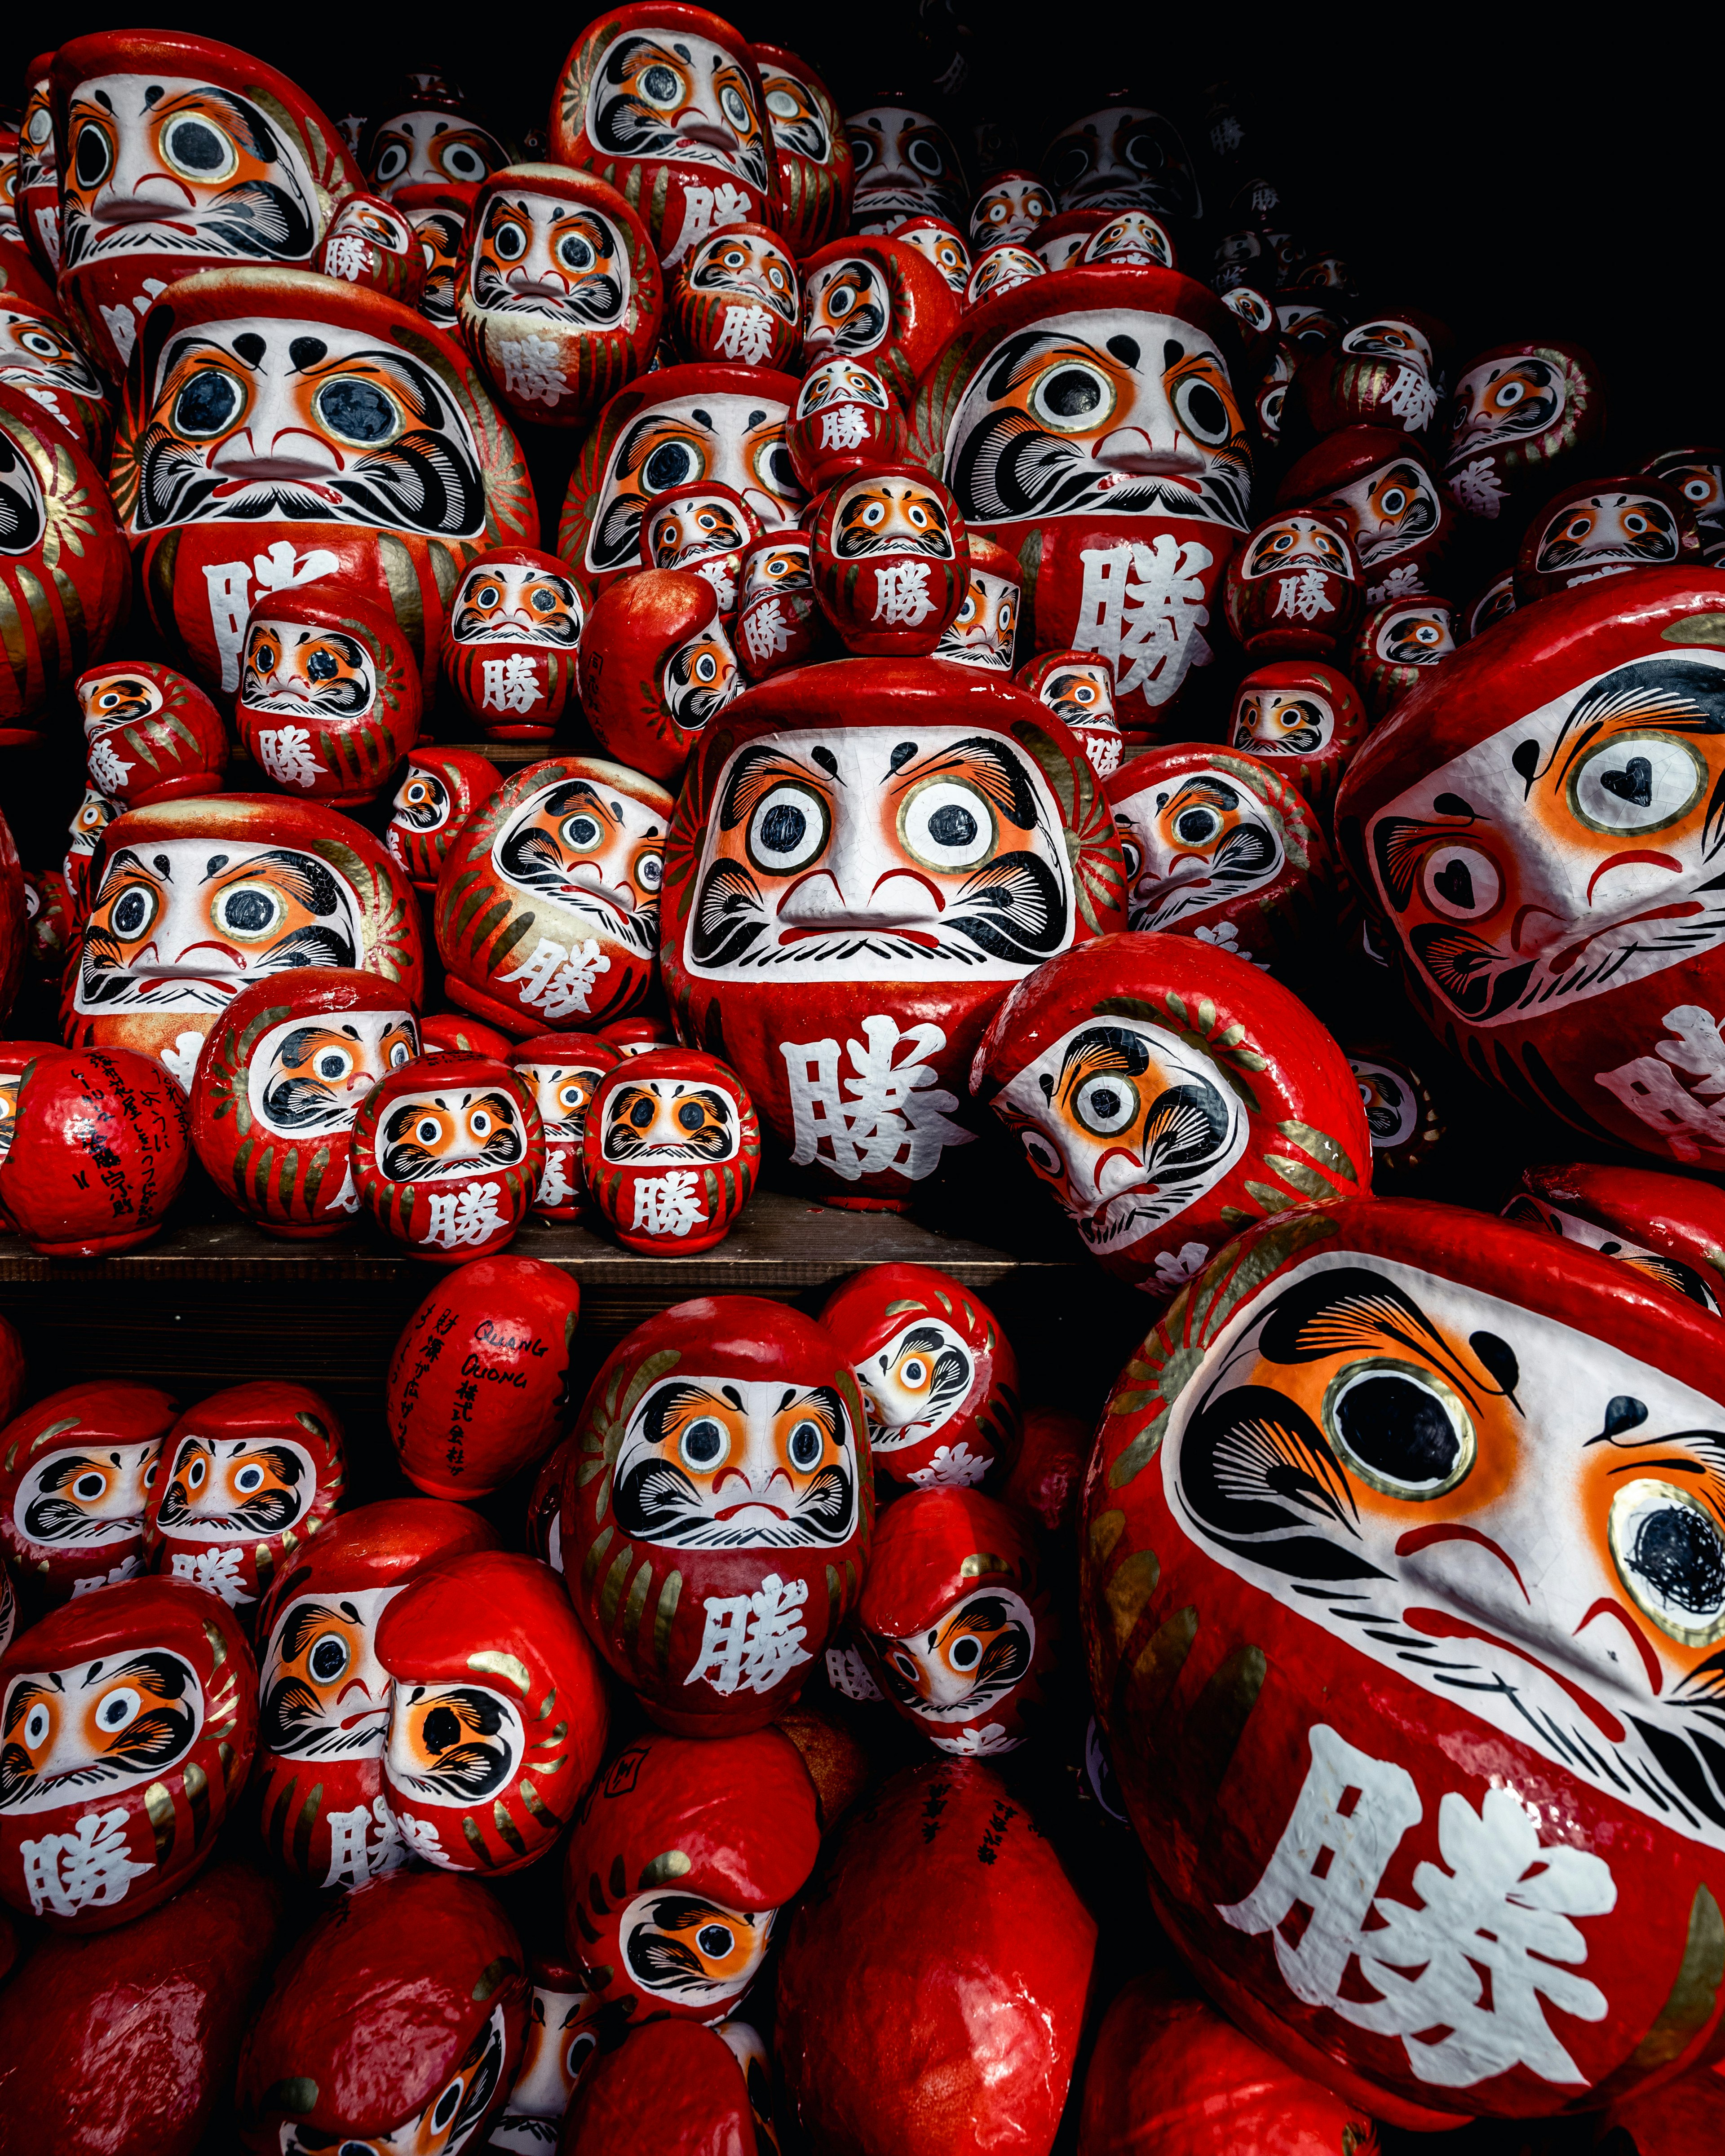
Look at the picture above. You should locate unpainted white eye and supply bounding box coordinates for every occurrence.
[1029,360,1115,433]
[23,1702,51,1748]
[1418,843,1502,921]
[679,1417,727,1470]
[1610,1478,1725,1646]
[1075,1074,1137,1136]
[234,1462,265,1493]
[747,783,828,873]
[902,780,994,870]
[1570,734,1704,835]
[787,1419,823,1470]
[96,1685,142,1732]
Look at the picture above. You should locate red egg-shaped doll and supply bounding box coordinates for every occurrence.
[0,296,114,459]
[1440,339,1605,522]
[561,1728,821,2022]
[1278,426,1451,609]
[442,545,585,743]
[376,1549,609,1873]
[435,756,672,1034]
[578,568,743,784]
[236,578,422,806]
[0,1380,177,1611]
[1503,1161,1725,1316]
[810,464,970,657]
[0,1574,255,1932]
[509,1033,624,1219]
[76,659,229,807]
[659,658,1127,1209]
[14,53,59,280]
[1348,594,1463,722]
[818,1261,1022,1490]
[891,214,972,297]
[387,1255,581,1497]
[799,235,957,406]
[0,1045,190,1254]
[967,242,1046,307]
[1002,1405,1089,1539]
[23,870,72,981]
[1516,476,1701,606]
[786,356,907,494]
[1464,566,1520,642]
[362,73,508,199]
[487,1953,606,2148]
[581,1045,760,1254]
[559,2015,768,2156]
[1077,208,1178,270]
[1346,1039,1446,1184]
[1017,646,1123,778]
[253,1496,500,1888]
[386,747,503,892]
[316,190,425,305]
[422,1012,515,1059]
[1642,443,1725,566]
[751,43,853,257]
[972,932,1371,1297]
[0,1038,59,1215]
[1084,1194,1725,2125]
[1292,308,1451,442]
[932,529,1022,671]
[62,786,118,903]
[639,480,762,617]
[559,1296,872,1733]
[969,170,1053,251]
[1230,659,1371,824]
[353,1050,544,1263]
[734,526,827,680]
[1223,509,1364,659]
[670,222,800,369]
[601,1013,680,1057]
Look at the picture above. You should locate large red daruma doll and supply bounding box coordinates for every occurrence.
[659,658,1127,1209]
[907,266,1252,739]
[1084,1195,1725,2125]
[106,266,537,701]
[1333,568,1725,1165]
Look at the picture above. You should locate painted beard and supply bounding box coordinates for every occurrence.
[380,1096,526,1182]
[494,782,661,957]
[261,1055,366,1133]
[472,256,624,326]
[1535,495,1679,580]
[1074,1081,1241,1251]
[1164,1250,1725,1854]
[452,583,581,645]
[584,393,799,575]
[1123,804,1285,932]
[0,425,46,557]
[664,638,737,736]
[19,1451,151,1546]
[588,34,769,191]
[0,1650,201,1812]
[620,1893,770,2004]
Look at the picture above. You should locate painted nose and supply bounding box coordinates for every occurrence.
[1092,425,1208,476]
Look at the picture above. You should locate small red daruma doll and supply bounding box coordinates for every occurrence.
[670,223,800,369]
[734,527,826,680]
[1278,425,1451,609]
[76,660,229,808]
[0,1047,191,1255]
[62,786,118,904]
[442,547,586,743]
[509,1033,624,1219]
[1515,475,1700,605]
[0,1575,255,1933]
[252,1496,499,1889]
[376,1550,610,1874]
[582,1047,760,1254]
[354,1051,544,1264]
[639,481,762,618]
[1018,648,1124,778]
[1504,1161,1725,1317]
[1349,594,1462,722]
[893,213,972,295]
[317,190,425,305]
[386,1255,582,1498]
[785,357,906,494]
[1440,338,1605,522]
[436,757,672,1032]
[560,1296,872,1733]
[578,570,743,782]
[562,1730,821,2026]
[810,465,969,657]
[236,581,422,807]
[191,969,421,1238]
[932,530,1021,671]
[144,1383,346,1618]
[966,242,1045,305]
[751,41,853,257]
[386,747,503,892]
[0,1381,177,1609]
[1222,509,1363,659]
[818,1263,1022,1490]
[969,170,1053,250]
[858,1487,1053,1755]
[1230,659,1371,826]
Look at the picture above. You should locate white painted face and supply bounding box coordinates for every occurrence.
[855,1317,974,1453]
[75,838,365,1016]
[584,389,800,575]
[239,617,378,719]
[0,1648,203,1814]
[932,567,1018,669]
[846,106,964,223]
[873,1585,1036,1723]
[491,776,665,955]
[1035,659,1116,734]
[966,246,1045,305]
[618,1888,775,2010]
[1444,353,1567,471]
[157,1431,316,1546]
[0,309,106,408]
[375,1083,528,1184]
[795,358,889,416]
[1310,455,1441,568]
[451,561,584,647]
[259,1583,401,1761]
[943,306,1252,531]
[1163,1246,1725,1851]
[1233,689,1335,758]
[59,73,321,271]
[992,1013,1248,1254]
[1350,1056,1420,1149]
[327,196,415,257]
[1043,105,1201,220]
[1371,604,1455,667]
[1079,210,1175,267]
[1113,767,1287,932]
[78,669,164,739]
[1240,516,1353,581]
[369,108,507,194]
[501,1981,599,2121]
[513,1057,607,1141]
[1503,1194,1724,1316]
[392,764,453,835]
[12,1441,163,1552]
[686,228,799,320]
[385,1680,524,1805]
[597,1072,742,1166]
[686,724,1076,981]
[246,1008,419,1138]
[1531,491,1682,586]
[969,175,1052,247]
[800,254,892,365]
[469,190,632,326]
[279,2005,509,2155]
[585,26,770,190]
[1342,318,1436,372]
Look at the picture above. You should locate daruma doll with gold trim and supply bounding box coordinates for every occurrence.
[581,1045,760,1254]
[509,1033,624,1219]
[751,42,852,256]
[191,968,420,1237]
[798,235,957,407]
[76,660,229,808]
[442,547,586,744]
[1085,1195,1725,2126]
[68,795,423,1092]
[387,748,502,892]
[353,1051,544,1264]
[106,265,537,700]
[316,190,424,305]
[559,1296,872,1734]
[659,658,1127,1209]
[0,1379,177,1609]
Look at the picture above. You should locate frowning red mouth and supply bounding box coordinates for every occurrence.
[1402,1606,1625,1740]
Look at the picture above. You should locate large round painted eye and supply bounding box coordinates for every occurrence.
[642,438,702,493]
[529,585,562,613]
[308,1629,351,1683]
[234,1462,265,1493]
[160,113,238,183]
[248,638,280,677]
[22,1701,51,1749]
[787,1419,823,1470]
[16,328,64,360]
[1172,371,1234,444]
[1116,833,1143,881]
[1019,1128,1062,1179]
[695,1923,736,1959]
[374,140,409,184]
[900,780,994,870]
[96,1685,142,1732]
[898,1356,929,1389]
[468,1108,494,1138]
[315,1046,355,1081]
[679,1417,727,1470]
[560,812,605,851]
[1029,360,1116,433]
[73,121,113,190]
[949,1632,982,1670]
[72,1468,108,1501]
[823,278,858,321]
[416,1116,444,1146]
[186,1455,208,1489]
[907,135,945,177]
[557,227,597,272]
[1569,733,1705,836]
[639,63,683,107]
[439,139,489,183]
[212,881,285,941]
[719,84,752,132]
[388,1037,415,1068]
[472,583,503,610]
[747,782,829,872]
[109,884,159,940]
[430,2077,465,2132]
[1323,1359,1476,1498]
[1610,1479,1725,1646]
[490,219,528,262]
[314,377,402,447]
[1170,803,1223,848]
[172,369,243,438]
[1417,843,1503,921]
[1073,1073,1138,1136]
[1491,377,1526,410]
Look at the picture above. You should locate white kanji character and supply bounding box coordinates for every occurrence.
[781,1014,973,1183]
[99,304,139,364]
[1366,561,1424,605]
[322,1796,406,1890]
[323,1159,361,1214]
[872,561,936,627]
[686,1574,812,1696]
[1152,1240,1211,1290]
[252,539,341,594]
[86,737,133,795]
[1597,1004,1725,1161]
[323,231,370,281]
[481,653,544,716]
[1074,535,1216,704]
[495,935,611,1021]
[420,1180,506,1252]
[1382,367,1439,430]
[819,405,870,452]
[500,334,571,410]
[1218,1723,1616,2090]
[394,1811,446,1863]
[631,1170,708,1238]
[907,1440,988,1489]
[932,1721,1013,1757]
[21,1808,152,1917]
[824,1643,883,1701]
[205,542,337,692]
[1448,457,1508,518]
[1192,919,1270,968]
[664,182,752,265]
[169,1545,253,1605]
[70,1557,144,1597]
[254,725,325,790]
[714,303,775,364]
[1270,569,1336,623]
[538,1149,575,1209]
[743,597,792,665]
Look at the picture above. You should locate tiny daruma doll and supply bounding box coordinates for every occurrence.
[510,1034,625,1219]
[236,580,423,806]
[354,1051,544,1263]
[387,748,503,892]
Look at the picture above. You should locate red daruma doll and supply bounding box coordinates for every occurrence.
[510,1033,624,1219]
[354,1051,545,1263]
[581,1046,760,1253]
[442,547,586,743]
[809,464,969,658]
[0,1381,177,1609]
[236,580,422,807]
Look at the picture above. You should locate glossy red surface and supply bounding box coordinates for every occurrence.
[750,42,852,256]
[235,579,423,806]
[1228,659,1370,824]
[354,1051,544,1263]
[809,463,969,658]
[0,1047,190,1255]
[1506,1160,1725,1316]
[559,2017,759,2155]
[387,750,503,892]
[75,660,228,807]
[579,570,741,781]
[581,1045,761,1254]
[442,546,586,743]
[0,1378,177,1607]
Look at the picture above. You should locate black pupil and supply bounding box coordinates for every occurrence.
[169,119,226,171]
[307,649,339,682]
[1184,383,1228,436]
[75,127,111,185]
[432,2083,462,2129]
[952,1637,980,1667]
[629,1098,655,1127]
[422,1704,462,1753]
[310,1637,347,1680]
[1337,1375,1458,1486]
[317,380,396,442]
[677,1102,706,1131]
[1044,368,1102,419]
[560,236,594,269]
[531,590,557,610]
[790,1423,820,1465]
[101,1698,126,1725]
[928,804,977,847]
[644,442,696,490]
[176,373,239,433]
[1087,1086,1122,1121]
[644,65,679,100]
[1176,810,1216,844]
[761,803,807,853]
[684,1420,723,1463]
[75,1474,104,1498]
[571,818,599,844]
[222,890,275,933]
[318,1054,345,1078]
[1632,1505,1725,1614]
[696,1925,732,1957]
[114,892,149,933]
